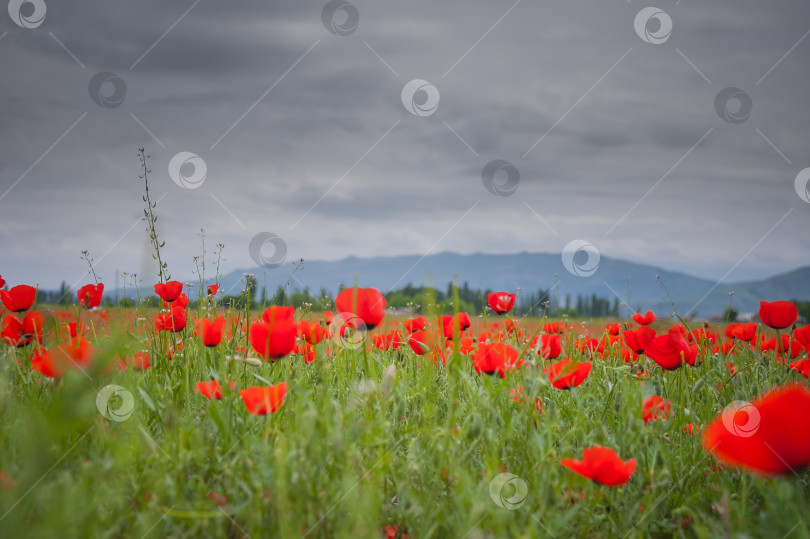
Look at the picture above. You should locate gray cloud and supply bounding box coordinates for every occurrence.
[0,0,808,290]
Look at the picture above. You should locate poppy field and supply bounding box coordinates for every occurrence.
[1,275,809,538]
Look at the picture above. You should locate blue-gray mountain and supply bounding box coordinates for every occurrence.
[168,252,809,318]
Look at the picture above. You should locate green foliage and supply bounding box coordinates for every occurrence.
[0,305,808,538]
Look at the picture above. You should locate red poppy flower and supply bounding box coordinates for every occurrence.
[729,322,757,342]
[789,359,809,379]
[299,320,327,344]
[606,323,621,336]
[408,330,436,355]
[703,383,810,476]
[249,320,297,360]
[30,339,94,378]
[471,342,524,377]
[457,336,476,355]
[690,328,717,345]
[373,330,402,351]
[0,275,5,289]
[335,287,386,330]
[154,281,184,303]
[1,316,24,346]
[543,321,564,334]
[560,446,636,486]
[441,313,471,339]
[77,283,104,308]
[645,327,691,371]
[758,301,798,330]
[623,326,656,355]
[547,360,592,389]
[0,285,36,313]
[323,311,334,325]
[632,311,656,325]
[487,292,516,315]
[196,317,226,347]
[161,293,189,311]
[684,424,700,435]
[207,283,219,296]
[261,305,295,325]
[403,316,427,333]
[239,383,287,415]
[642,395,671,423]
[155,307,187,333]
[195,380,235,399]
[1,312,44,347]
[793,324,810,348]
[537,334,562,359]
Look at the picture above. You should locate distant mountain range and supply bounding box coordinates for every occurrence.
[110,251,810,317]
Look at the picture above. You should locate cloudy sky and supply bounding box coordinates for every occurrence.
[1,0,809,290]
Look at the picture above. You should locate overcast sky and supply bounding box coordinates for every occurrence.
[1,0,809,290]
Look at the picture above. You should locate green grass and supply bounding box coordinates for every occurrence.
[0,307,808,538]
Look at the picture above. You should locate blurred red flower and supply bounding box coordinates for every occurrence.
[155,307,187,333]
[793,324,810,348]
[335,287,386,330]
[789,359,809,379]
[703,383,810,476]
[299,320,327,344]
[561,446,636,486]
[728,322,757,342]
[240,383,287,415]
[196,317,226,347]
[758,301,798,330]
[153,281,184,303]
[623,326,656,355]
[403,316,427,333]
[547,360,592,389]
[645,327,691,370]
[632,311,656,325]
[0,285,36,313]
[472,342,524,377]
[261,305,295,325]
[30,339,94,378]
[1,312,44,347]
[249,320,297,360]
[487,292,515,315]
[642,395,671,423]
[77,283,104,308]
[441,313,471,339]
[195,380,235,399]
[537,334,562,360]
